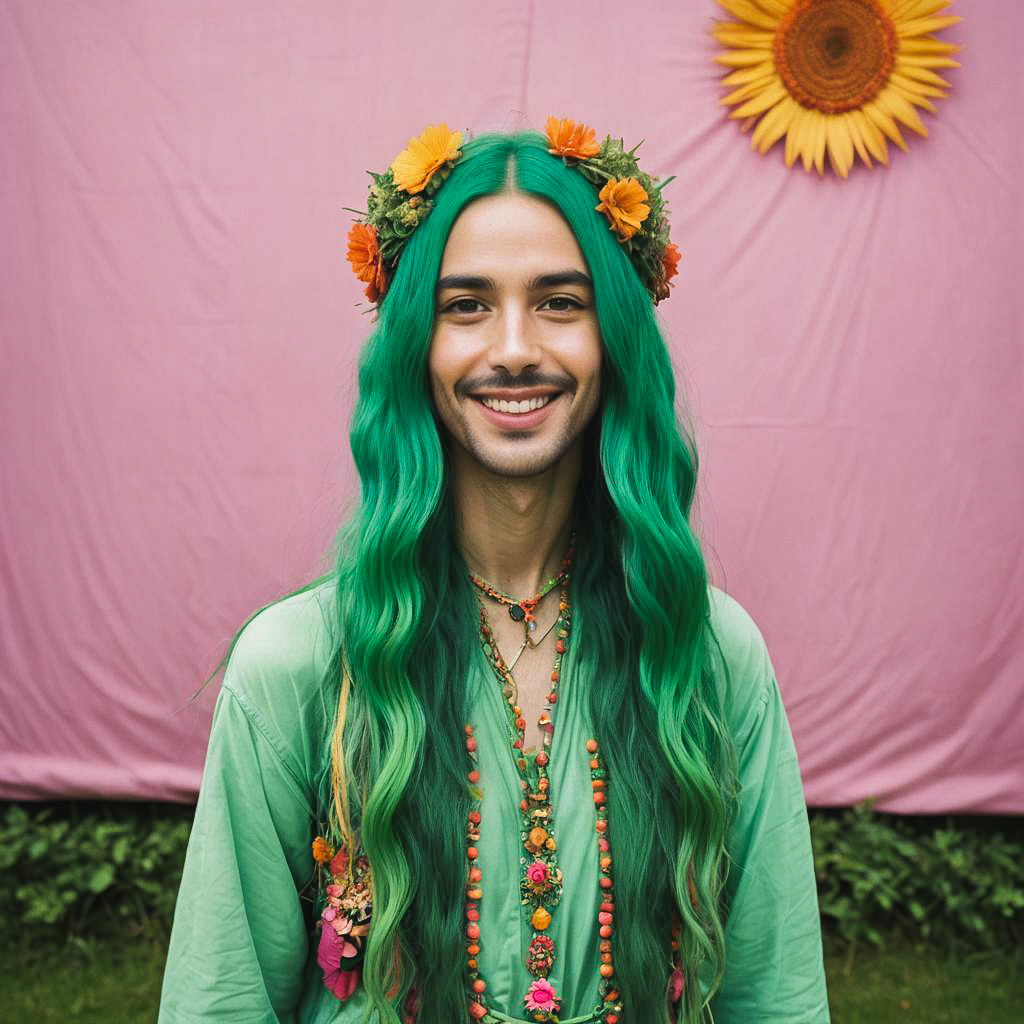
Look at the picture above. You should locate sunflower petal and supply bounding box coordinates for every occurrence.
[843,111,874,170]
[751,95,798,153]
[826,116,855,178]
[892,0,956,19]
[898,37,961,53]
[715,0,779,30]
[811,112,828,175]
[896,54,961,68]
[851,108,889,165]
[721,74,780,106]
[784,109,806,167]
[863,101,909,152]
[893,62,953,88]
[721,62,776,86]
[877,88,929,137]
[729,80,788,119]
[897,15,963,37]
[715,48,775,67]
[710,23,776,46]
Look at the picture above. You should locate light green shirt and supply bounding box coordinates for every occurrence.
[159,583,829,1022]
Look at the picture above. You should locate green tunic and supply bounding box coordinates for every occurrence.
[158,582,830,1022]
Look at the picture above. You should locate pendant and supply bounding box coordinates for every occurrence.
[509,605,526,622]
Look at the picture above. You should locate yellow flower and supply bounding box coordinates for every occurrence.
[595,178,650,242]
[711,0,962,177]
[390,123,463,194]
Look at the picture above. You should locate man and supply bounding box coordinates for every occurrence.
[160,121,829,1023]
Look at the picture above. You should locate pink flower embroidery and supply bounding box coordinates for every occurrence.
[317,918,359,1000]
[669,966,685,1002]
[525,978,560,1014]
[526,861,549,886]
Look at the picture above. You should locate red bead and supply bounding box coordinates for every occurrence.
[468,770,480,784]
[467,923,480,939]
[600,877,613,890]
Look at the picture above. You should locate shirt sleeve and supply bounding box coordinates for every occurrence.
[158,679,317,1023]
[703,593,831,1022]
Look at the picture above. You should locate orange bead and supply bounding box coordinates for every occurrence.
[592,778,605,789]
[469,868,482,882]
[467,957,477,970]
[467,887,482,900]
[472,979,486,994]
[586,739,598,753]
[593,791,606,805]
[600,877,613,890]
[600,963,614,978]
[600,856,612,871]
[467,846,478,860]
[467,923,480,940]
[600,924,613,938]
[589,759,599,770]
[595,819,607,833]
[468,770,480,783]
[468,943,480,955]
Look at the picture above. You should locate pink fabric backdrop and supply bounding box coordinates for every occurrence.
[2,1,1021,812]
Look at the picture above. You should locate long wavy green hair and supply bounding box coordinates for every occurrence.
[221,129,739,1023]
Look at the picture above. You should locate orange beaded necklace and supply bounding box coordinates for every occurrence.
[463,547,625,1024]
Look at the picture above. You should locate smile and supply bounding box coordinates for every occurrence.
[478,395,554,414]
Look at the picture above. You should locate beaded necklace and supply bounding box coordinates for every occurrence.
[465,558,625,1024]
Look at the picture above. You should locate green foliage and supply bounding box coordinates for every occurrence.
[3,798,1022,958]
[0,801,192,941]
[810,799,1024,954]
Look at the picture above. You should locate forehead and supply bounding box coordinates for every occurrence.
[438,192,587,277]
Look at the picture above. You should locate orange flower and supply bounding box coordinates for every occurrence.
[545,116,600,160]
[312,836,334,864]
[595,178,650,242]
[346,222,389,302]
[390,123,462,194]
[654,242,682,302]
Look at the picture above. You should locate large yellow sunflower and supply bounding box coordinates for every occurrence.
[711,0,962,177]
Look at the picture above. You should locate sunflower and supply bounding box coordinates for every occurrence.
[595,178,651,241]
[390,122,463,194]
[711,0,962,177]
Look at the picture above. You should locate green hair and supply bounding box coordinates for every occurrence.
[216,130,739,1023]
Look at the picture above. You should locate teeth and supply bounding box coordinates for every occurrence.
[480,395,553,414]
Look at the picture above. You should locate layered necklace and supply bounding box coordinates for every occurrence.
[464,538,625,1024]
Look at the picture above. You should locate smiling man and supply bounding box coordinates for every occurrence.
[160,122,830,1024]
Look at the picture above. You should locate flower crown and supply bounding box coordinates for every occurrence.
[345,117,682,308]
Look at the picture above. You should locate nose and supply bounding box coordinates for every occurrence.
[487,303,542,377]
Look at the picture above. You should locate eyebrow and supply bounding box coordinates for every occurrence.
[435,269,593,295]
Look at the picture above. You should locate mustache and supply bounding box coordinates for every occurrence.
[457,370,576,397]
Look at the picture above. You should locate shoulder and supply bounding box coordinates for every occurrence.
[218,578,340,775]
[225,577,339,693]
[705,586,776,745]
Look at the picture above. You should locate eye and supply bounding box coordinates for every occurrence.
[443,297,487,314]
[541,296,585,312]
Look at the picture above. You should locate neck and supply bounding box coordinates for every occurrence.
[452,444,581,599]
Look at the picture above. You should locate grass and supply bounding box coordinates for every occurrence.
[1,936,1020,1023]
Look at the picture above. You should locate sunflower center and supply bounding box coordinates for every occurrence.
[773,0,897,115]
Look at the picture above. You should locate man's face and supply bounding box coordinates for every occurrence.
[428,191,603,480]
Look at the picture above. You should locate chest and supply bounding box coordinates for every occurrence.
[478,600,566,752]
